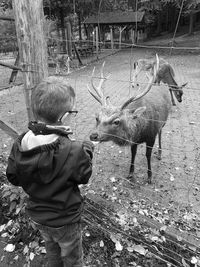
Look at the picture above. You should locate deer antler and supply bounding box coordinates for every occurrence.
[121,54,160,110]
[87,62,108,106]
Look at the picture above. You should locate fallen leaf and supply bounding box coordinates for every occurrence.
[0,225,5,232]
[100,240,104,247]
[85,232,90,237]
[23,245,29,255]
[13,255,19,261]
[170,174,175,181]
[133,245,147,256]
[127,246,134,252]
[1,233,8,238]
[115,241,123,251]
[0,255,5,262]
[4,244,15,252]
[110,177,116,183]
[30,252,35,261]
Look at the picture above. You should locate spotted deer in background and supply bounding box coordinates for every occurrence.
[132,57,187,106]
[48,46,71,74]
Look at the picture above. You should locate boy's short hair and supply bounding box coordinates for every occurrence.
[31,76,75,123]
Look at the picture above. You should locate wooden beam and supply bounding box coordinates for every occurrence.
[12,0,48,121]
[0,120,19,140]
[0,16,14,21]
[0,61,22,71]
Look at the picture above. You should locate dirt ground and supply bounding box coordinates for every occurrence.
[0,46,200,266]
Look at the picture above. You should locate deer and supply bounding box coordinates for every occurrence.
[48,46,71,74]
[131,57,187,106]
[88,55,172,184]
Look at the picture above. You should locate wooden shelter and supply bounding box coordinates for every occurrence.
[84,11,147,49]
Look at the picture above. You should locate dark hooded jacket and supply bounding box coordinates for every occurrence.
[6,132,93,227]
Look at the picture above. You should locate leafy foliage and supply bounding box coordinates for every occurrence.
[162,0,200,13]
[0,0,12,10]
[0,183,44,266]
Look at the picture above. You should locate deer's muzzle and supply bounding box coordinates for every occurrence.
[90,133,99,141]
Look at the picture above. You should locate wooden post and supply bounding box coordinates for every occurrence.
[66,22,72,57]
[119,26,122,49]
[92,28,95,46]
[12,0,48,121]
[131,29,134,44]
[110,27,114,51]
[119,26,126,49]
[95,26,99,59]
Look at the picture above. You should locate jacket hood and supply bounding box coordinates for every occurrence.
[14,132,71,185]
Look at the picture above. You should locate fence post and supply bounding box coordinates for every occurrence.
[95,26,99,59]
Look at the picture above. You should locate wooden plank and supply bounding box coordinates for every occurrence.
[0,61,22,71]
[0,16,14,21]
[0,83,23,92]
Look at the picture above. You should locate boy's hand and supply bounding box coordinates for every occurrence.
[83,140,94,152]
[82,140,94,160]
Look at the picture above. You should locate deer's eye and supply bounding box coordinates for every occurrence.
[113,119,120,126]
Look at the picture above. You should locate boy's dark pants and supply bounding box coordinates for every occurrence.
[34,222,83,267]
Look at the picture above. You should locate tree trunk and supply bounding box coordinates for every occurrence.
[78,12,82,41]
[12,0,48,121]
[168,5,177,33]
[84,24,89,39]
[60,8,67,53]
[188,12,194,35]
[156,10,162,35]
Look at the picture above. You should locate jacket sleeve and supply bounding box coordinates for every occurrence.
[72,141,94,185]
[6,143,20,186]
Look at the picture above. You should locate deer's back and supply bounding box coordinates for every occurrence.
[128,84,171,142]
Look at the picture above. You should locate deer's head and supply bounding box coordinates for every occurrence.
[156,63,187,102]
[88,56,160,145]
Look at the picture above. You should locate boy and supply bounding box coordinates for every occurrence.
[6,76,94,267]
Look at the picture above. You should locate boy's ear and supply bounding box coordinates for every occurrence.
[130,106,146,118]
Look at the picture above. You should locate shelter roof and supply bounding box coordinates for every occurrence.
[84,11,145,25]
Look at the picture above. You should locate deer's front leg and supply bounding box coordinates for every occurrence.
[128,144,137,181]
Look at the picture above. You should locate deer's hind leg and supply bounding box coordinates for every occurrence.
[157,129,162,160]
[146,138,156,184]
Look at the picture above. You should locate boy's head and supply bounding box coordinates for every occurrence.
[31,76,75,124]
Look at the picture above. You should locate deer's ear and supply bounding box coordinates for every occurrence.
[131,106,146,118]
[181,82,188,88]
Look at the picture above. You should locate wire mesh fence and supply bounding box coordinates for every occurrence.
[0,43,200,265]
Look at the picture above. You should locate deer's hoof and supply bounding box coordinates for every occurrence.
[127,173,135,182]
[156,154,161,160]
[154,151,161,160]
[147,175,152,184]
